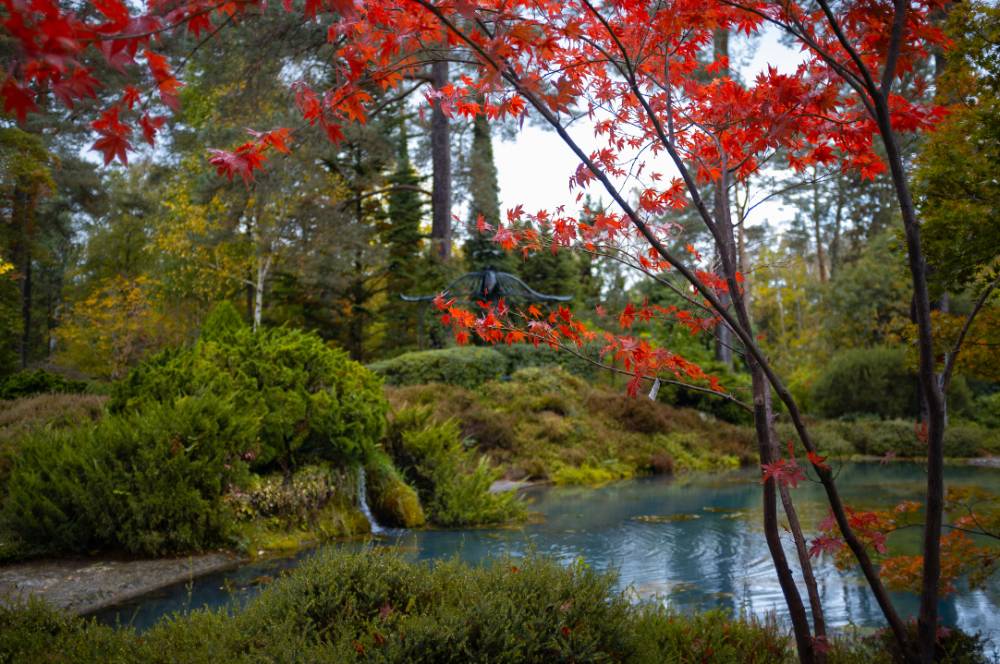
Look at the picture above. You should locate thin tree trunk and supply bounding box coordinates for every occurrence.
[768,386,827,656]
[430,59,452,260]
[812,171,828,284]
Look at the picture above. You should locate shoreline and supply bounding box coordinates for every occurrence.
[0,552,245,616]
[2,459,996,619]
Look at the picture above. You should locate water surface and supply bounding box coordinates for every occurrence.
[94,462,1000,641]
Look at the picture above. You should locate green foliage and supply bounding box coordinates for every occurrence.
[971,391,1000,429]
[111,326,387,471]
[914,2,1000,295]
[198,300,246,343]
[384,407,525,527]
[0,395,253,557]
[370,343,602,390]
[827,622,994,664]
[370,346,509,389]
[364,450,426,528]
[0,369,89,400]
[0,551,796,664]
[0,393,106,485]
[387,367,757,485]
[803,419,1000,458]
[656,361,753,425]
[812,347,919,419]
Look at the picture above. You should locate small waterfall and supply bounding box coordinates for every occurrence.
[356,466,384,535]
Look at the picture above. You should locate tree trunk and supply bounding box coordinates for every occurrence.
[19,245,31,369]
[751,362,815,664]
[430,59,452,260]
[768,387,827,658]
[812,170,828,284]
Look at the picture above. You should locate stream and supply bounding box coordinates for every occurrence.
[92,462,1000,640]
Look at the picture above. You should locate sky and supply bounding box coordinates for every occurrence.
[492,26,805,231]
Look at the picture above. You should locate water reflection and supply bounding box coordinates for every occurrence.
[94,463,1000,640]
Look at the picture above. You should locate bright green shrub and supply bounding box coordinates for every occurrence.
[1,395,253,556]
[111,326,386,471]
[811,347,918,419]
[369,346,509,389]
[0,369,88,400]
[198,300,246,343]
[384,407,525,527]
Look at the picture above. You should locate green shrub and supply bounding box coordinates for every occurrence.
[656,361,754,425]
[0,395,253,556]
[811,419,999,458]
[0,369,88,400]
[493,342,599,379]
[812,347,919,419]
[111,326,386,471]
[384,407,525,527]
[198,300,246,343]
[369,346,509,389]
[971,391,1000,429]
[0,394,107,485]
[0,551,797,664]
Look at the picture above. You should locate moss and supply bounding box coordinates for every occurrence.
[551,460,634,486]
[365,452,426,528]
[238,500,371,559]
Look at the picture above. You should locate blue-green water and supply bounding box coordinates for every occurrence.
[94,462,1000,640]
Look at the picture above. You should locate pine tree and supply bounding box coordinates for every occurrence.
[464,114,514,273]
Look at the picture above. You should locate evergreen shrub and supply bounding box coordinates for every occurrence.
[0,395,253,556]
[111,324,386,471]
[812,347,918,419]
[0,369,88,400]
[369,346,509,389]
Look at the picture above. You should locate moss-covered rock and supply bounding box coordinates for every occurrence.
[365,452,426,528]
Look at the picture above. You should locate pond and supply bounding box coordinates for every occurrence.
[94,462,1000,641]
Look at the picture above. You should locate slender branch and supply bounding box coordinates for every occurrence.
[941,278,998,393]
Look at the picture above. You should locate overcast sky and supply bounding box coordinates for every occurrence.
[492,26,804,231]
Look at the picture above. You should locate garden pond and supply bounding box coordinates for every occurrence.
[93,462,1000,641]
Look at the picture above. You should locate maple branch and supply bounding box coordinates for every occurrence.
[513,332,752,412]
[812,0,882,99]
[881,0,909,97]
[940,277,998,394]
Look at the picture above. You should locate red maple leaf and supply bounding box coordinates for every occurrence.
[1,78,37,123]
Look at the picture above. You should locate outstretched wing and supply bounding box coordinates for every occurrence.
[494,272,573,302]
[399,272,485,301]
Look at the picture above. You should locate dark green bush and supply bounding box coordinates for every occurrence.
[656,361,754,425]
[384,406,525,527]
[0,551,796,663]
[0,369,88,400]
[815,419,1000,458]
[369,346,509,389]
[0,395,252,556]
[111,326,386,471]
[812,347,919,419]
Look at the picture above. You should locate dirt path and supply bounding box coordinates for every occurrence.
[0,552,244,615]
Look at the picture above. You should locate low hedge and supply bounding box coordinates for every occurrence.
[369,343,601,390]
[0,551,794,663]
[0,369,89,400]
[782,419,1000,458]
